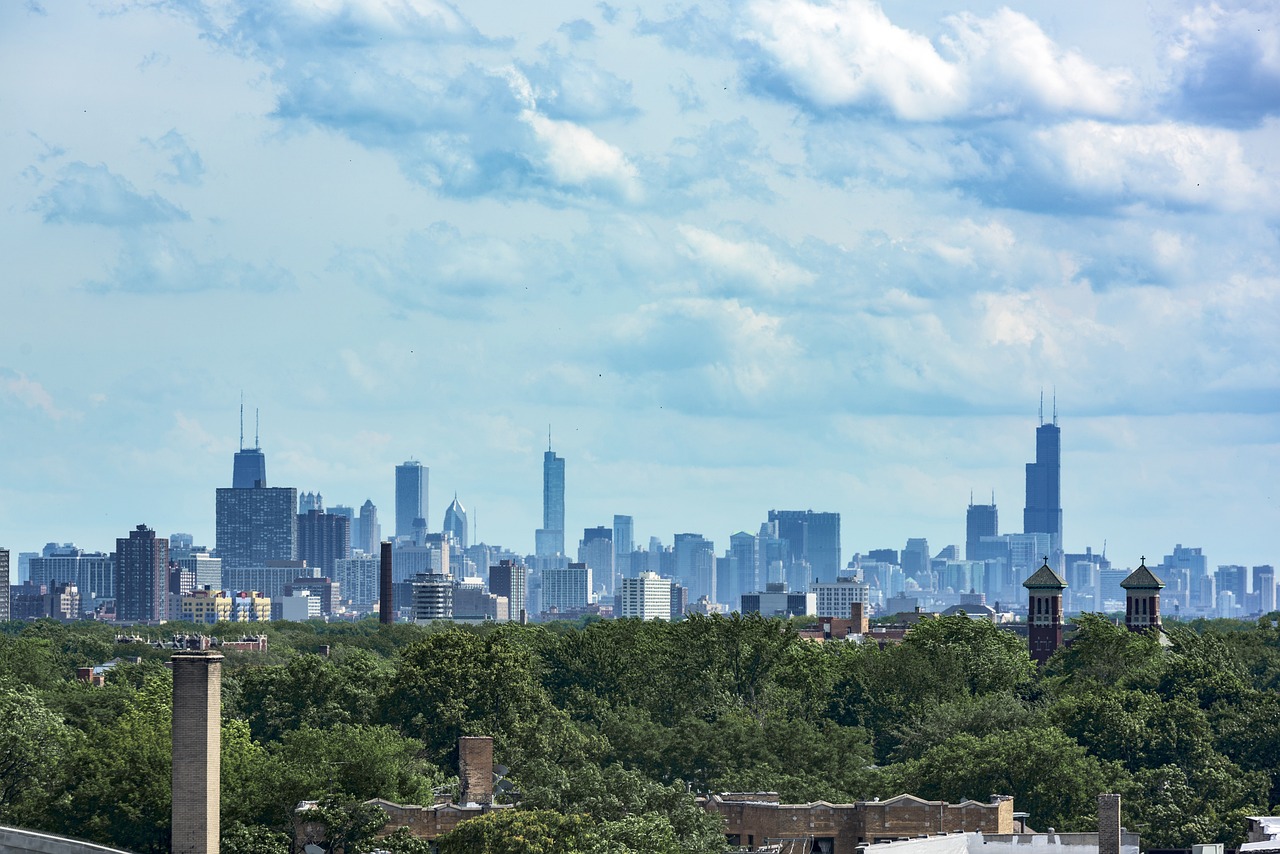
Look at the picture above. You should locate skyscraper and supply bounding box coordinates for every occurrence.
[395,461,428,540]
[116,524,168,622]
[489,559,528,621]
[357,499,381,555]
[1023,400,1063,558]
[215,427,297,569]
[578,526,614,595]
[537,439,565,557]
[767,510,841,585]
[674,533,716,603]
[613,515,634,578]
[231,404,266,489]
[297,509,351,576]
[965,496,998,561]
[0,548,9,622]
[443,495,468,549]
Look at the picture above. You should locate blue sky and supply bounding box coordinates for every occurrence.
[1,0,1277,569]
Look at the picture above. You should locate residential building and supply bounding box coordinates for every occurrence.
[285,577,340,615]
[410,572,452,622]
[813,576,870,619]
[181,589,232,624]
[1257,565,1276,614]
[577,526,614,596]
[223,560,313,601]
[356,499,381,555]
[541,562,590,616]
[489,559,528,621]
[297,509,351,575]
[452,577,507,622]
[333,554,379,609]
[618,571,672,620]
[116,524,168,622]
[231,591,272,622]
[29,545,114,615]
[0,548,8,622]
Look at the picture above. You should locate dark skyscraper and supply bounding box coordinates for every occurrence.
[0,548,9,622]
[216,422,297,569]
[966,496,998,561]
[395,461,427,540]
[357,499,381,555]
[297,509,351,575]
[116,524,167,622]
[1023,400,1063,558]
[768,510,841,585]
[537,436,565,557]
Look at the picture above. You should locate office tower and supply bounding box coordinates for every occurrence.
[812,577,869,619]
[767,510,841,585]
[728,531,760,611]
[613,515,634,578]
[329,504,355,539]
[297,509,351,576]
[674,533,716,603]
[537,440,566,557]
[541,562,590,615]
[443,495,468,549]
[1122,560,1165,633]
[759,522,787,587]
[1024,559,1067,665]
[116,524,168,622]
[1023,400,1063,558]
[619,571,672,620]
[297,491,323,514]
[354,499,381,555]
[1256,566,1276,614]
[232,448,266,489]
[867,548,899,566]
[0,548,8,622]
[578,526,614,595]
[965,497,998,561]
[901,538,930,579]
[395,461,428,540]
[169,533,195,560]
[1008,532,1052,581]
[216,426,297,569]
[489,559,528,621]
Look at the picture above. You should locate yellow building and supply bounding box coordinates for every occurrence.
[181,589,232,624]
[232,591,272,622]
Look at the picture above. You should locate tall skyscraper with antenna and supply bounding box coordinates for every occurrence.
[216,406,297,568]
[536,429,565,557]
[1023,394,1063,561]
[231,403,267,488]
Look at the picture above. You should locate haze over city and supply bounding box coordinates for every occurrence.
[1,0,1277,567]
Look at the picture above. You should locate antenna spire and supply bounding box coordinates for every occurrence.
[239,393,244,450]
[1039,390,1044,426]
[255,408,260,449]
[1053,387,1058,426]
[969,489,973,506]
[548,424,552,452]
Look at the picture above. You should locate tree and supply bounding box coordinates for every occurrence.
[0,681,79,822]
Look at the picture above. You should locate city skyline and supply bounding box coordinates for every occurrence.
[1,0,1277,567]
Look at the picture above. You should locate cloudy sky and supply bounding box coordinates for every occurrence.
[1,0,1277,570]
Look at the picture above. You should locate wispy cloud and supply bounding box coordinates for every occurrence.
[35,162,189,226]
[0,370,75,420]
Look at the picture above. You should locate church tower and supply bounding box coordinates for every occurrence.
[1024,559,1067,665]
[1121,559,1165,633]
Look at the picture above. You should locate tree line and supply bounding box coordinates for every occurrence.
[1,612,1278,852]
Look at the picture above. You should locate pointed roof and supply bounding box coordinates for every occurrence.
[447,493,465,513]
[1023,561,1067,590]
[1121,561,1165,590]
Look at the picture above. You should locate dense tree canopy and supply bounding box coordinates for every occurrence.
[1,612,1277,851]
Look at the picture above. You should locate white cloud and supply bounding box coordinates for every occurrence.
[522,110,641,201]
[0,371,74,420]
[1032,120,1274,211]
[677,225,814,292]
[737,0,1137,121]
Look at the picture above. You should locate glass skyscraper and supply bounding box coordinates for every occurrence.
[1023,411,1063,558]
[537,445,565,557]
[395,460,427,540]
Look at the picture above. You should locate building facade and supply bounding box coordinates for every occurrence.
[297,509,351,576]
[537,445,565,557]
[768,509,841,585]
[489,560,528,621]
[395,460,428,541]
[1023,408,1063,560]
[965,499,998,561]
[812,577,870,619]
[542,562,590,615]
[619,571,672,620]
[116,524,168,622]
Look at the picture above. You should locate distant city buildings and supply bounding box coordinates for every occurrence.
[0,548,9,622]
[443,495,468,550]
[768,509,841,585]
[1023,401,1064,563]
[536,441,565,558]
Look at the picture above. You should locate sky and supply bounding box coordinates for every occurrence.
[1,0,1278,570]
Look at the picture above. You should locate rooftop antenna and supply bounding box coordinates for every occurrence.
[1053,387,1058,426]
[1039,389,1044,426]
[254,408,260,450]
[991,489,995,505]
[969,490,974,506]
[548,424,552,452]
[239,393,244,450]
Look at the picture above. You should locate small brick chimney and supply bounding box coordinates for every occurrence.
[1098,794,1121,854]
[458,736,494,806]
[851,602,869,635]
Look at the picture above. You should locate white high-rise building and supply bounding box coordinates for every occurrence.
[811,577,869,618]
[541,562,590,615]
[619,571,671,621]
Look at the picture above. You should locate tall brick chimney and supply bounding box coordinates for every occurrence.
[1098,794,1121,854]
[458,736,494,806]
[379,540,394,625]
[172,651,224,854]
